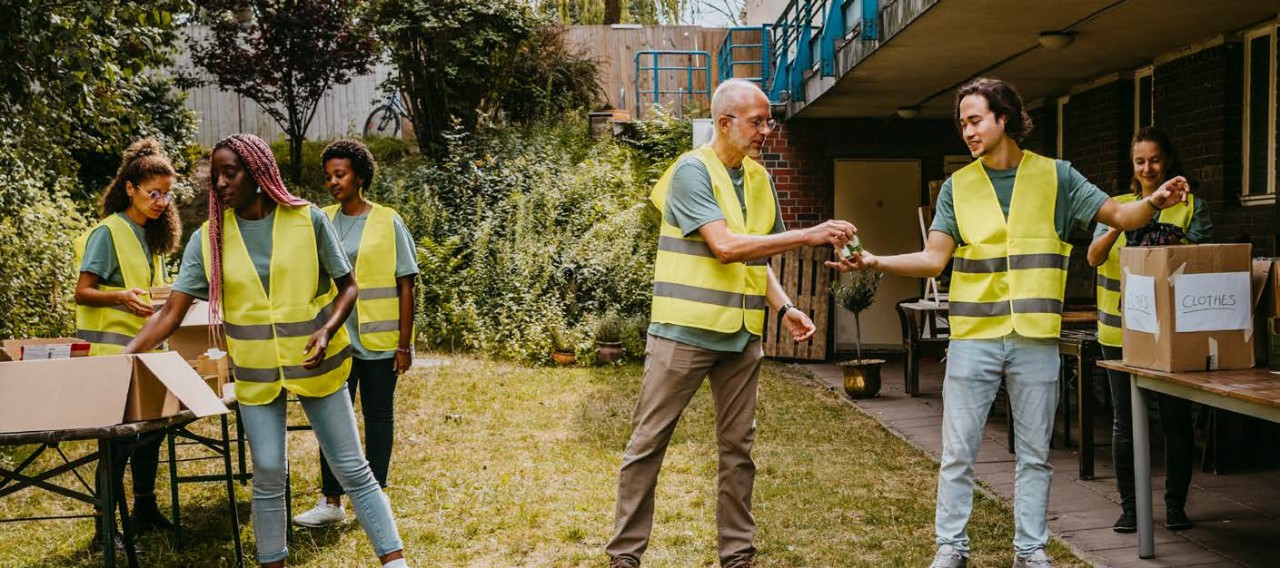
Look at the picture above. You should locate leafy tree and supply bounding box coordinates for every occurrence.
[368,0,602,154]
[0,0,198,338]
[184,0,378,183]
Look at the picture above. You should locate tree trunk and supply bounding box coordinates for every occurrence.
[604,0,622,24]
[289,135,304,184]
[854,312,862,363]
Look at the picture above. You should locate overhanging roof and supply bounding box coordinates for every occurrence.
[793,0,1278,119]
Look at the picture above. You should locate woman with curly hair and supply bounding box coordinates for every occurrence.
[73,138,182,550]
[123,134,411,568]
[292,139,418,528]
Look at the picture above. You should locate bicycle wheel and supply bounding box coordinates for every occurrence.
[363,105,401,139]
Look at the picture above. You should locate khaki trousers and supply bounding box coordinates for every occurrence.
[606,335,764,567]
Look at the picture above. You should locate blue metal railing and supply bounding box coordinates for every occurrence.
[716,0,881,108]
[634,50,712,118]
[717,26,772,89]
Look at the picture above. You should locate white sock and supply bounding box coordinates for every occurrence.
[382,559,408,568]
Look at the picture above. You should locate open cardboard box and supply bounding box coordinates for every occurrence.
[0,352,227,434]
[0,338,91,362]
[170,300,227,362]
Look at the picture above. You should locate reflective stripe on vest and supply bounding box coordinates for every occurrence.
[73,215,165,356]
[202,205,352,405]
[1095,193,1196,347]
[649,146,774,334]
[322,202,405,351]
[950,150,1070,340]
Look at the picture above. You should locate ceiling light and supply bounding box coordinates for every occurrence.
[896,107,920,119]
[1038,31,1075,50]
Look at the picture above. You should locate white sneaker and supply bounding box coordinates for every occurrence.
[929,545,968,568]
[1013,548,1054,568]
[292,497,346,527]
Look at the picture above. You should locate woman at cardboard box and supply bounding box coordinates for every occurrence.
[291,140,418,529]
[73,138,182,548]
[1088,127,1213,534]
[124,134,412,568]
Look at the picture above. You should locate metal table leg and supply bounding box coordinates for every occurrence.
[1132,379,1154,558]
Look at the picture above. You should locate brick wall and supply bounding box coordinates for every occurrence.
[759,121,832,228]
[1154,41,1277,256]
[1062,80,1133,196]
[1024,103,1058,157]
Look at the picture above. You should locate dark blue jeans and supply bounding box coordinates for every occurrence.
[1101,345,1195,510]
[320,357,399,495]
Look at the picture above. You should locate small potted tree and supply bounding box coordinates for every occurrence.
[594,311,625,365]
[550,325,577,367]
[831,270,885,398]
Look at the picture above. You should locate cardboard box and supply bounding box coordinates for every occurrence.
[150,285,172,308]
[0,338,91,362]
[0,352,228,434]
[190,351,230,398]
[1269,317,1280,372]
[1121,244,1255,372]
[170,300,227,362]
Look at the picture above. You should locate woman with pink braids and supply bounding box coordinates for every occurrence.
[125,134,411,568]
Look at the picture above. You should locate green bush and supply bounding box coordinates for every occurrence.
[270,136,417,202]
[617,107,694,186]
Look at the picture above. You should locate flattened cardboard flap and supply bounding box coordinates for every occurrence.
[135,352,227,417]
[0,356,133,433]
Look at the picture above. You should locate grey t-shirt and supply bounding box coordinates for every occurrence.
[331,209,419,360]
[648,156,786,353]
[929,159,1109,244]
[80,213,152,288]
[1091,196,1213,243]
[173,205,352,301]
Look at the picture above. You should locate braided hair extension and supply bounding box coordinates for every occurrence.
[99,138,182,255]
[206,133,310,327]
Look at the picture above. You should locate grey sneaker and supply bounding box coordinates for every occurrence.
[1013,548,1054,568]
[928,544,968,568]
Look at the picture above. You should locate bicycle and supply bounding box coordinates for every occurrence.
[363,90,411,139]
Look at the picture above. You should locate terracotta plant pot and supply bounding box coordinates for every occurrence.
[552,350,576,367]
[839,359,884,399]
[596,341,624,365]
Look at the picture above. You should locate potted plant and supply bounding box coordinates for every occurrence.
[550,325,576,367]
[594,311,625,365]
[831,270,885,398]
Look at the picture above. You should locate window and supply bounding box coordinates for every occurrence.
[1242,25,1276,203]
[1134,66,1153,133]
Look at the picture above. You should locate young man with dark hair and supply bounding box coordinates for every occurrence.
[832,77,1189,568]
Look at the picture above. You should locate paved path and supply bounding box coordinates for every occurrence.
[801,360,1279,568]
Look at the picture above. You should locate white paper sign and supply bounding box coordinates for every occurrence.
[23,344,71,360]
[1174,271,1251,332]
[1124,274,1159,334]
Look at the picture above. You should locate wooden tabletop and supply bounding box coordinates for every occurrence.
[0,411,199,446]
[899,300,948,312]
[1062,310,1098,324]
[1098,360,1280,409]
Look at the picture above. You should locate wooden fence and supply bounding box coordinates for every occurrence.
[763,246,833,361]
[568,25,728,118]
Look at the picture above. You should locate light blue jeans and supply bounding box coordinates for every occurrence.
[935,334,1058,556]
[240,388,404,563]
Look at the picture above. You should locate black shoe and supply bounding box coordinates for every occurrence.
[90,531,143,554]
[1112,509,1137,533]
[130,497,173,534]
[1165,506,1193,530]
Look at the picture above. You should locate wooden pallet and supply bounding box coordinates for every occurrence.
[764,246,832,361]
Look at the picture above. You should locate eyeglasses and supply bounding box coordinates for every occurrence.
[724,114,778,132]
[143,190,174,204]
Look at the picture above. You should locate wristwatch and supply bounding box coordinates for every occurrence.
[779,303,795,318]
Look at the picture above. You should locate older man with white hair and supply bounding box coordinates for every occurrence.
[605,79,856,568]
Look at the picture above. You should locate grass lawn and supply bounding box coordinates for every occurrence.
[0,356,1088,567]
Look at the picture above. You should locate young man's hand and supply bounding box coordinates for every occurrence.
[826,250,878,272]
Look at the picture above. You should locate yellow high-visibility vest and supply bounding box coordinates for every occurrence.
[202,205,352,405]
[73,215,166,356]
[1095,193,1196,347]
[950,151,1071,339]
[322,202,406,352]
[649,145,774,334]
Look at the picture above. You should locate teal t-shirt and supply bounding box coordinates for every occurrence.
[172,205,352,302]
[929,159,1109,244]
[648,156,786,353]
[1091,196,1213,243]
[331,209,419,360]
[79,212,152,288]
